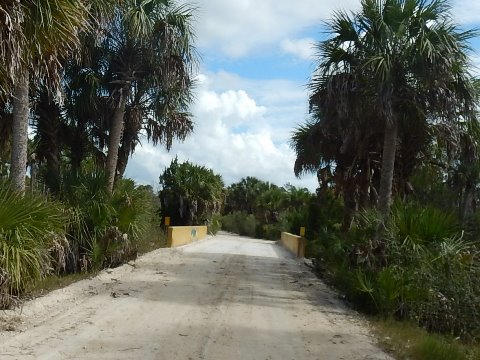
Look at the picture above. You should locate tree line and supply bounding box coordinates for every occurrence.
[158,160,315,240]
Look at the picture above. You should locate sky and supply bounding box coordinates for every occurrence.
[124,0,480,192]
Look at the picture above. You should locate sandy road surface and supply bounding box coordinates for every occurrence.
[0,233,392,360]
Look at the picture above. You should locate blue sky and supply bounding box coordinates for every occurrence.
[125,0,480,191]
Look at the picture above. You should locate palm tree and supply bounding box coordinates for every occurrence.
[291,73,388,229]
[159,158,224,226]
[311,0,476,223]
[1,0,119,193]
[225,177,273,214]
[32,87,65,193]
[102,0,197,193]
[425,115,480,221]
[2,1,91,193]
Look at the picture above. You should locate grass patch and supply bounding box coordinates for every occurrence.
[412,337,467,360]
[24,272,94,299]
[372,318,480,360]
[137,225,167,255]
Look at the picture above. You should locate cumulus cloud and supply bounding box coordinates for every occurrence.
[452,1,480,24]
[189,0,360,58]
[186,0,477,59]
[196,89,266,125]
[470,55,480,76]
[281,38,316,60]
[124,71,318,191]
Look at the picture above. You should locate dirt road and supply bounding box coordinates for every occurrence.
[0,233,392,360]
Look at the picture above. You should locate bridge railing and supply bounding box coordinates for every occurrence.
[280,232,306,258]
[167,226,208,247]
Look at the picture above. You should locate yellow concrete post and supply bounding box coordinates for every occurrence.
[299,227,306,257]
[299,227,305,237]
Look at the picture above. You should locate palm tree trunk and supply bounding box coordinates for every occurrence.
[116,144,129,180]
[378,119,398,221]
[37,89,62,193]
[10,70,29,193]
[342,185,357,231]
[70,125,86,176]
[461,183,475,221]
[106,89,128,194]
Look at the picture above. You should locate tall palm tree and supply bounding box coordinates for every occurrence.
[103,0,197,193]
[311,0,476,222]
[3,0,91,193]
[2,0,118,193]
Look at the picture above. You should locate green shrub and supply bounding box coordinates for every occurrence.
[59,170,154,271]
[407,238,480,339]
[314,201,480,340]
[412,337,467,360]
[391,201,458,245]
[387,205,479,338]
[112,179,153,241]
[256,223,283,240]
[0,186,66,307]
[221,211,257,237]
[208,214,222,235]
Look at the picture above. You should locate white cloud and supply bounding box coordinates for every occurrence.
[452,1,480,24]
[197,89,266,124]
[281,38,316,60]
[187,0,478,59]
[470,55,480,76]
[190,0,360,58]
[125,71,318,191]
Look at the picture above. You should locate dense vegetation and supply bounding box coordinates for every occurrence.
[222,177,317,240]
[157,162,315,239]
[159,158,224,226]
[0,0,196,308]
[289,0,480,353]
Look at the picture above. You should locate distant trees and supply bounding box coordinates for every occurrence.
[222,177,315,239]
[224,177,275,214]
[158,167,317,238]
[159,159,224,226]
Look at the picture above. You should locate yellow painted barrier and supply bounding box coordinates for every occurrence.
[167,226,208,247]
[280,232,306,258]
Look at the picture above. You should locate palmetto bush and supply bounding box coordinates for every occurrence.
[59,169,153,270]
[407,236,480,340]
[0,185,65,307]
[93,178,152,268]
[342,202,480,339]
[391,201,459,246]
